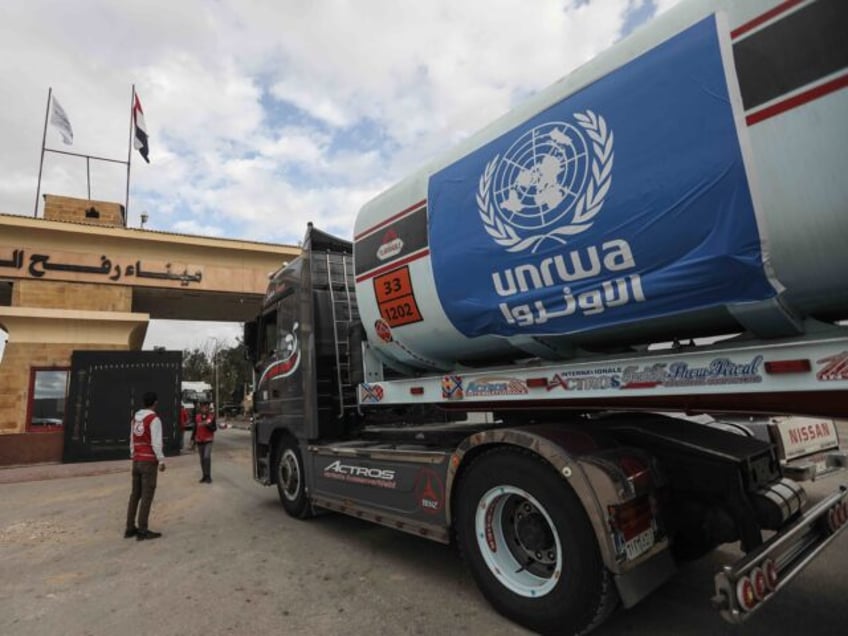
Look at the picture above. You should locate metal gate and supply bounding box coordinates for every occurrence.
[63,350,182,462]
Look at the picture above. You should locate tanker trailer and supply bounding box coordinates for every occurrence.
[250,0,848,633]
[353,0,848,373]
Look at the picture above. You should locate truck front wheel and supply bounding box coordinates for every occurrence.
[274,437,312,518]
[455,448,616,635]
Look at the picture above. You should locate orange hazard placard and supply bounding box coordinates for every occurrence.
[374,267,413,303]
[374,267,422,327]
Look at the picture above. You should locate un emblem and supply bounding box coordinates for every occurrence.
[477,110,614,253]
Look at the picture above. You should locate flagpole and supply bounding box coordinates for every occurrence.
[34,87,52,218]
[125,84,135,227]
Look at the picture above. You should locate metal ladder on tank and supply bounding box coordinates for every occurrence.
[325,252,358,417]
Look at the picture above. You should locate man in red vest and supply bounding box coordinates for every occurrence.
[125,391,166,540]
[193,400,217,483]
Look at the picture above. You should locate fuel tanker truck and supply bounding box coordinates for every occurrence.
[246,0,848,632]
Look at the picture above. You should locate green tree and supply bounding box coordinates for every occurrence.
[182,336,251,413]
[182,347,212,383]
[217,340,249,403]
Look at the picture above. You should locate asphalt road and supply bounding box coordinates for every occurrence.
[1,427,846,635]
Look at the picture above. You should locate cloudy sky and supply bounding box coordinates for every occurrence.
[0,0,680,356]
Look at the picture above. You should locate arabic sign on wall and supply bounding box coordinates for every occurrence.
[0,246,204,288]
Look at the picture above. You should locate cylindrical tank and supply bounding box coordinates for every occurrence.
[353,0,848,372]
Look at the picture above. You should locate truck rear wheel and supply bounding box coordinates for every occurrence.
[455,448,617,635]
[274,437,312,518]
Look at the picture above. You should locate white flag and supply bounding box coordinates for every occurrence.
[50,96,74,145]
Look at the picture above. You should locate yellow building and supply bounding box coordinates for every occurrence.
[0,195,298,465]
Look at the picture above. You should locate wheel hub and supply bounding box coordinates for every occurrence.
[474,486,563,598]
[515,508,554,553]
[279,449,300,500]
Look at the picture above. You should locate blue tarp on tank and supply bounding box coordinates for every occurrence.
[428,15,777,338]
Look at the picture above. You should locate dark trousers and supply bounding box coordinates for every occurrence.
[197,442,213,479]
[126,461,158,531]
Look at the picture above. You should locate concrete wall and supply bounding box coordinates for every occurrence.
[0,431,64,466]
[43,194,124,227]
[0,196,142,464]
[13,280,132,312]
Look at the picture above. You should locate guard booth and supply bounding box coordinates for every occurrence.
[63,350,182,462]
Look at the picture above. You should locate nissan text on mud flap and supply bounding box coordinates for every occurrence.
[245,0,848,632]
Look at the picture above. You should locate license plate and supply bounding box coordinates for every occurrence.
[624,527,655,561]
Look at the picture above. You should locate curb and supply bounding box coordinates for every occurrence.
[0,460,127,485]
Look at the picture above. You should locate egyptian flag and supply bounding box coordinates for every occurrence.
[133,92,150,163]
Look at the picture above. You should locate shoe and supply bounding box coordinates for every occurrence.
[124,527,138,538]
[199,477,206,483]
[136,530,162,541]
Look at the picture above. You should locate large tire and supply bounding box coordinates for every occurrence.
[274,436,312,519]
[455,448,617,635]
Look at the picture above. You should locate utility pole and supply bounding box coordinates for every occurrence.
[208,337,223,418]
[214,349,219,418]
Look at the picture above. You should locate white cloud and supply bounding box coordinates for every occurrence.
[258,128,329,164]
[269,81,353,129]
[0,0,674,346]
[653,0,684,15]
[142,320,241,352]
[1,0,658,233]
